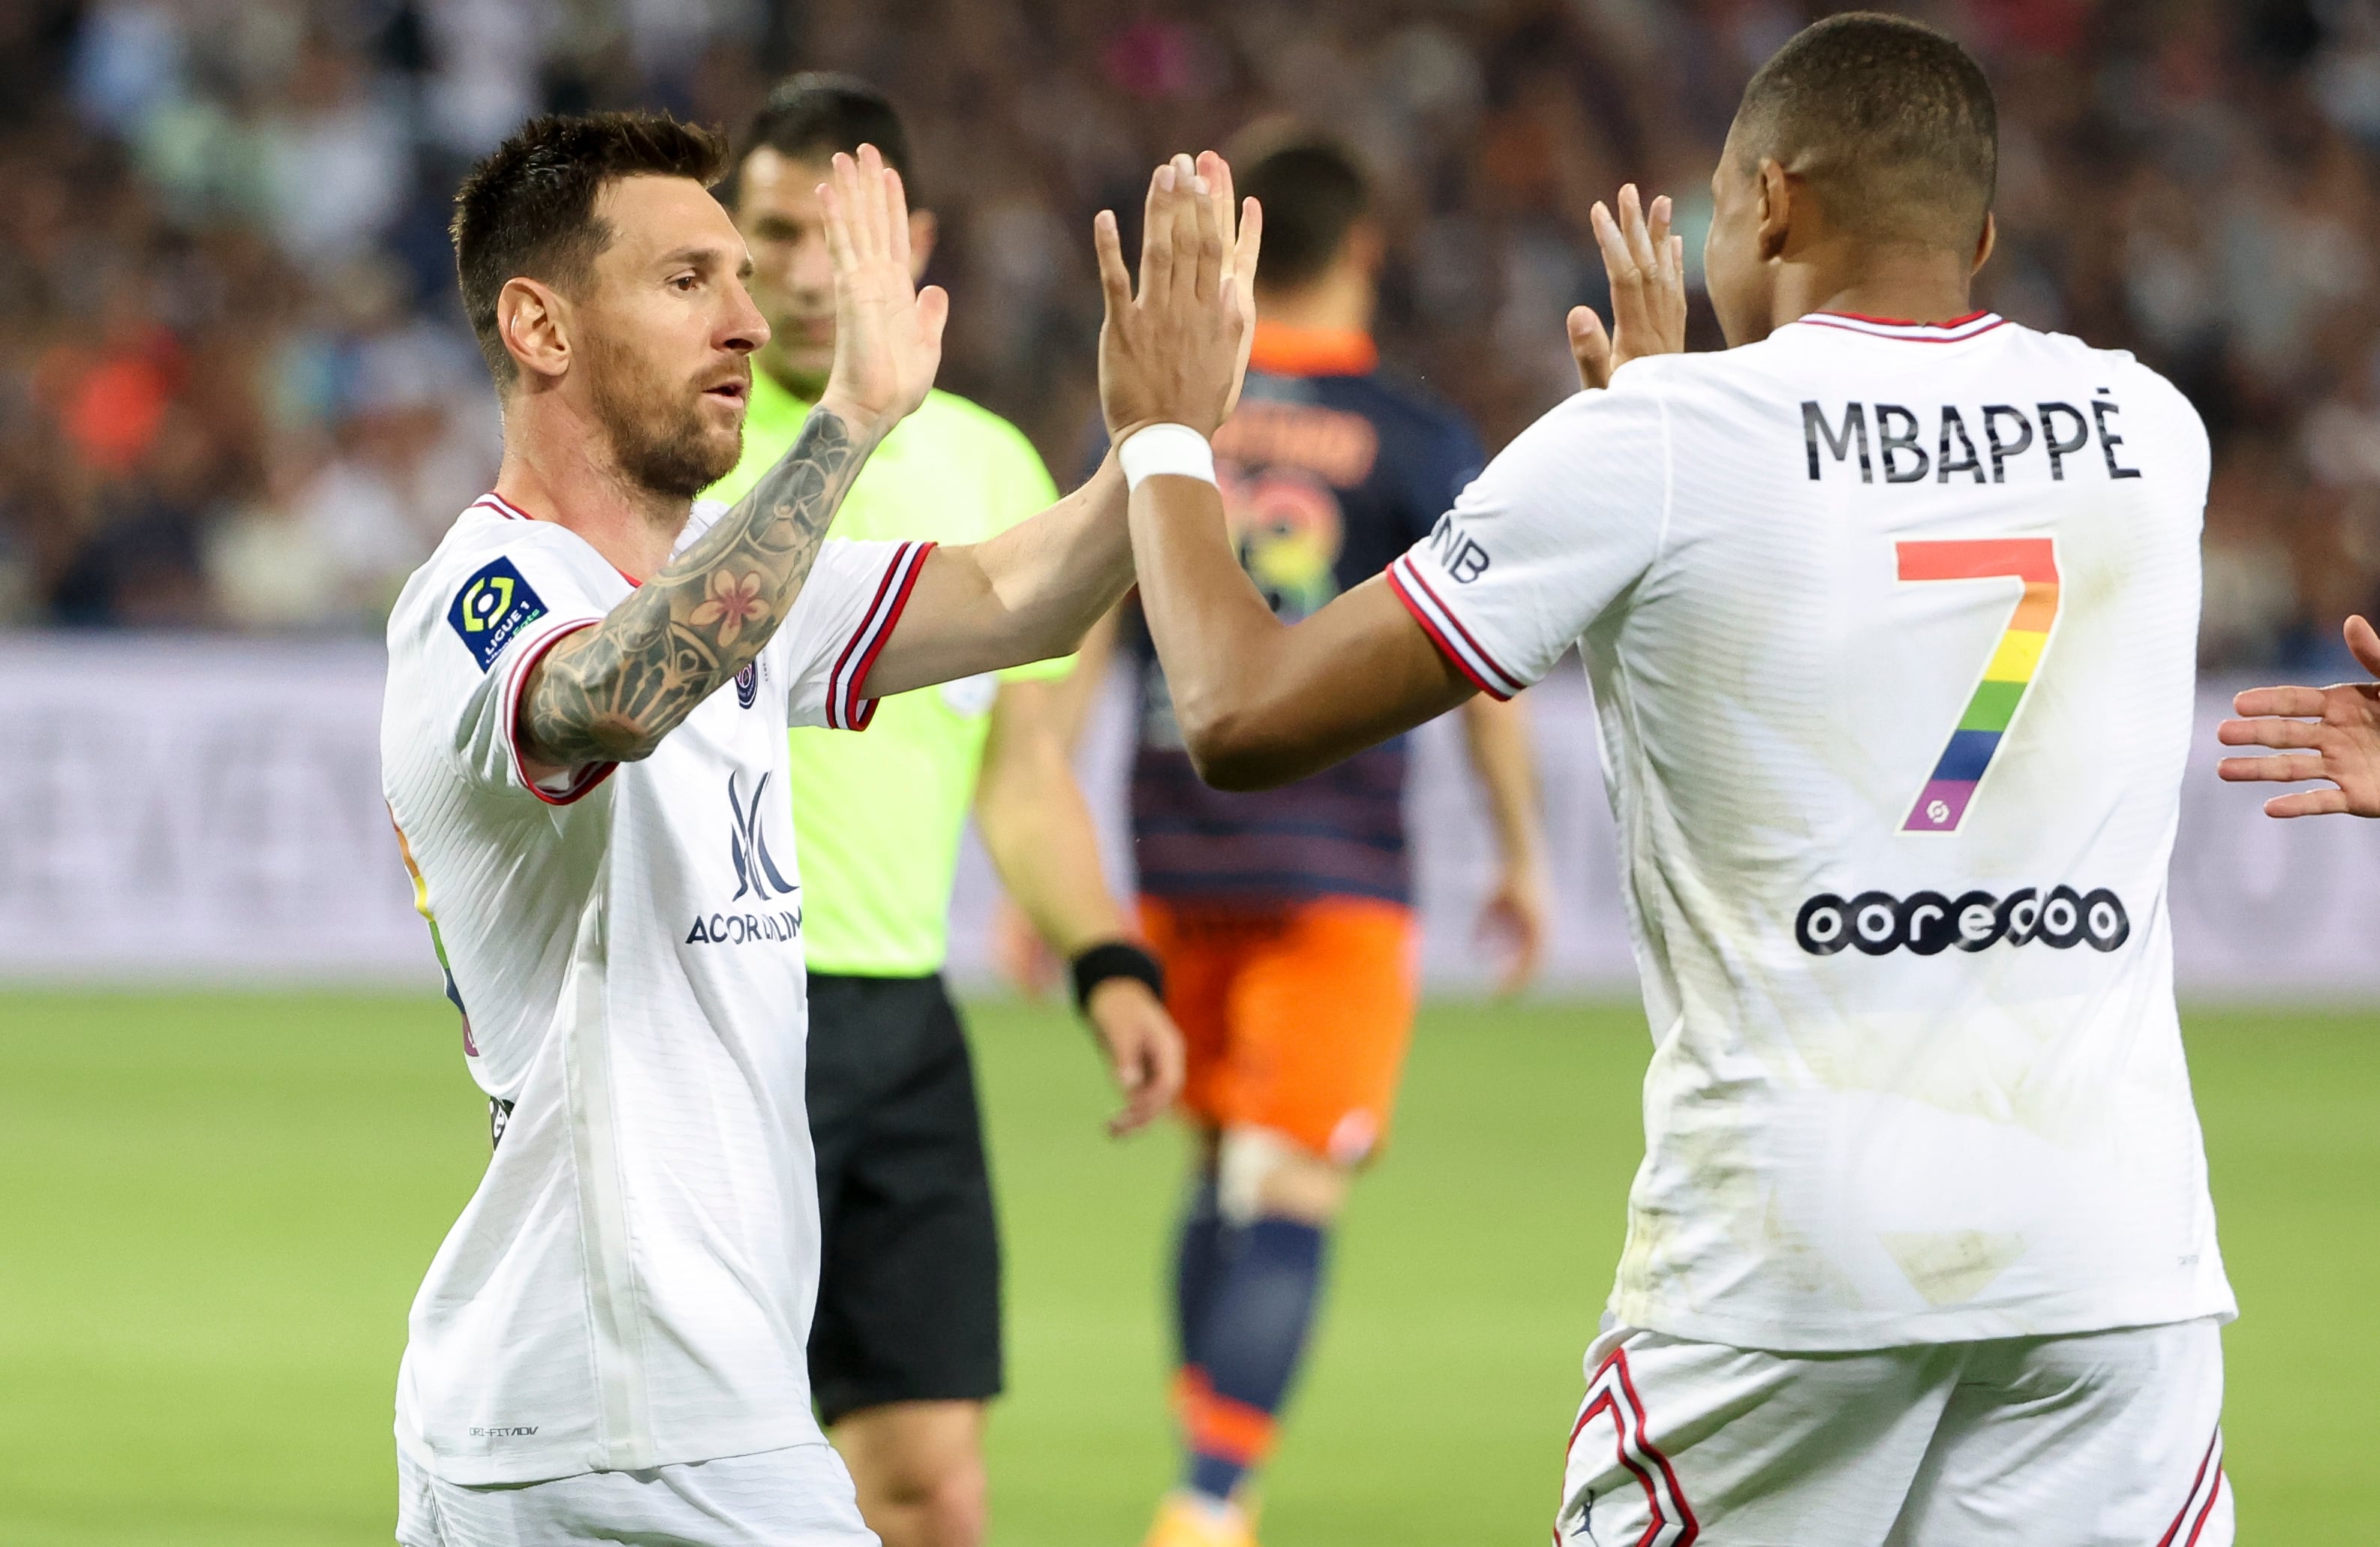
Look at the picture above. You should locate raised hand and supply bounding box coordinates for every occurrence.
[2216,614,2380,817]
[816,145,948,434]
[1204,151,1264,421]
[1095,151,1258,438]
[1569,185,1687,392]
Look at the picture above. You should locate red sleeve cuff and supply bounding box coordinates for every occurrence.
[826,541,935,731]
[502,618,618,805]
[1385,557,1523,701]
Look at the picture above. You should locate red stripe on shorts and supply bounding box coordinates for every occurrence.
[1563,1346,1699,1547]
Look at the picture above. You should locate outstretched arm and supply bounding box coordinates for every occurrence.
[862,149,1260,699]
[858,457,1131,698]
[517,146,946,782]
[2217,614,2380,817]
[518,409,873,777]
[1131,513,1475,791]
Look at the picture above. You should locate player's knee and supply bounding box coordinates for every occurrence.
[903,1456,987,1547]
[1219,1125,1350,1224]
[867,1445,986,1547]
[841,1404,989,1547]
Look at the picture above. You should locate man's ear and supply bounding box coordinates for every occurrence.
[908,209,939,283]
[1756,157,1793,263]
[497,276,572,386]
[1972,209,1997,275]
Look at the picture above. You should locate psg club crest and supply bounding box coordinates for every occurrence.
[735,661,759,709]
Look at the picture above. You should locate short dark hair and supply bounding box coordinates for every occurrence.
[728,74,914,206]
[1231,132,1370,294]
[1734,12,1997,250]
[449,110,728,388]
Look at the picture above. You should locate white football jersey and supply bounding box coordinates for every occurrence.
[1391,312,2234,1350]
[381,492,929,1484]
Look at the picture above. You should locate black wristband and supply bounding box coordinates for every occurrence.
[1070,940,1164,1017]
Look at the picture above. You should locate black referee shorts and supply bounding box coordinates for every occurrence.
[805,972,1002,1424]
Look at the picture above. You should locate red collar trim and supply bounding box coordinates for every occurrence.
[1817,309,1991,327]
[1794,311,2006,343]
[1248,322,1378,377]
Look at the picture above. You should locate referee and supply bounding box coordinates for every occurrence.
[709,77,1185,1547]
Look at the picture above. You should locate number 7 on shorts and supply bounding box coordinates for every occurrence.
[1898,538,2060,834]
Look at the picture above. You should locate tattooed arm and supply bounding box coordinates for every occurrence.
[518,408,871,773]
[515,146,947,782]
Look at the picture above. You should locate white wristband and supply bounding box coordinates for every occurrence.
[1119,423,1216,491]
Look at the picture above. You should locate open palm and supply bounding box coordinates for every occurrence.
[1568,183,1687,392]
[2216,614,2380,817]
[1095,150,1261,438]
[818,145,947,431]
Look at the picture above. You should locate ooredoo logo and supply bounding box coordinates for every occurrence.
[1796,885,2129,957]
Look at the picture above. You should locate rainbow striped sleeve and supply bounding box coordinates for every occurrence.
[1898,538,2059,834]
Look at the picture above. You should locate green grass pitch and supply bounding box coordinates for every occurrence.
[0,993,2372,1543]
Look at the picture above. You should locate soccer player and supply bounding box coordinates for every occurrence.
[1112,14,2237,1542]
[1122,134,1548,1547]
[2216,615,2380,815]
[699,77,1185,1547]
[380,113,1253,1544]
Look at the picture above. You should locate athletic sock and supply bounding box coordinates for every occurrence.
[1172,1173,1229,1373]
[1178,1215,1327,1503]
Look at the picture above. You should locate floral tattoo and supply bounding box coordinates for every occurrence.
[519,409,870,770]
[690,570,769,646]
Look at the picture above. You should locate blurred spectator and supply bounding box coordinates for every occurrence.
[2201,433,2301,668]
[2,0,2375,662]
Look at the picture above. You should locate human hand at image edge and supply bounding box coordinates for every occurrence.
[2216,614,2380,818]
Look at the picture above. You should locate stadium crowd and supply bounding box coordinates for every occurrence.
[1,0,2374,667]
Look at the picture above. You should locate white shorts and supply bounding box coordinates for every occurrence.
[1556,1318,2229,1547]
[397,1441,879,1547]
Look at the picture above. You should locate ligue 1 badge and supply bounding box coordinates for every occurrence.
[447,557,548,671]
[736,662,759,708]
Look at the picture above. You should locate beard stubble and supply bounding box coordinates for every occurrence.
[584,327,746,502]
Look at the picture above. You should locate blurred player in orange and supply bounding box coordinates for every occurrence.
[1123,133,1549,1547]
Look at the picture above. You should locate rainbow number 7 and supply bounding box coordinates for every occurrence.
[1897,538,2059,834]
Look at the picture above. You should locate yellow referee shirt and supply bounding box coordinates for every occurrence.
[705,371,1068,976]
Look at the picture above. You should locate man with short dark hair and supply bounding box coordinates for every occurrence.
[706,74,1185,1547]
[381,110,1255,1545]
[1121,130,1549,1547]
[1117,14,2235,1541]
